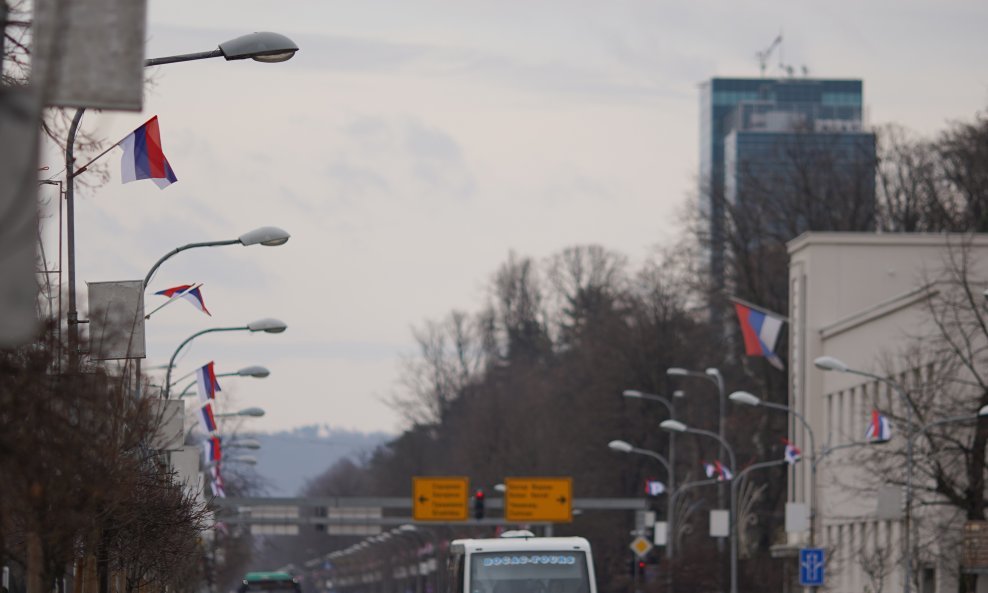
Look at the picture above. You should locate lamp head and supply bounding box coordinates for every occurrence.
[237,365,271,378]
[398,524,417,532]
[218,32,299,63]
[494,483,507,493]
[229,439,261,450]
[666,368,688,377]
[673,389,686,398]
[979,405,988,416]
[622,390,643,398]
[238,407,266,418]
[729,391,761,406]
[239,226,290,246]
[247,318,287,333]
[660,419,687,433]
[704,368,721,377]
[814,356,849,372]
[607,440,634,453]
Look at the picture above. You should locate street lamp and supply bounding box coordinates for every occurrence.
[164,319,286,397]
[178,364,271,397]
[143,227,291,288]
[64,33,300,368]
[214,406,265,418]
[622,389,681,531]
[660,419,738,593]
[813,355,915,593]
[729,390,818,546]
[225,439,261,450]
[608,440,676,559]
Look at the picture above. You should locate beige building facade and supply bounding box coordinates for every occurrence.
[786,232,988,593]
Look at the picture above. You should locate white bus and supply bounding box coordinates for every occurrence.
[446,532,596,593]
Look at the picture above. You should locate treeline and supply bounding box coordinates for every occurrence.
[0,325,208,593]
[272,108,988,593]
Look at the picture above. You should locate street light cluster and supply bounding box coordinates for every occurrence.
[611,359,988,593]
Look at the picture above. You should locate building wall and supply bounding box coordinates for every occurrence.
[787,232,988,593]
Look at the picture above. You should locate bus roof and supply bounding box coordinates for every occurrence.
[244,572,295,582]
[450,536,592,554]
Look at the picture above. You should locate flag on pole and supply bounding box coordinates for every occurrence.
[210,464,226,498]
[865,409,892,443]
[644,480,666,496]
[782,438,802,465]
[198,402,218,434]
[703,460,733,481]
[195,361,222,405]
[119,116,178,188]
[154,284,210,316]
[732,298,786,370]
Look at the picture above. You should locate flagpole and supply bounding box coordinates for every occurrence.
[728,295,790,322]
[71,122,147,177]
[145,283,203,320]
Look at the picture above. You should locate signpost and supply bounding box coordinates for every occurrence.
[505,477,573,523]
[799,548,825,587]
[412,477,469,521]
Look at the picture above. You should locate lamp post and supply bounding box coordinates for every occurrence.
[164,318,286,397]
[667,367,728,536]
[143,227,290,289]
[177,365,271,397]
[661,419,738,593]
[224,438,261,450]
[64,32,299,369]
[622,388,683,552]
[214,406,265,418]
[729,390,818,546]
[814,355,915,593]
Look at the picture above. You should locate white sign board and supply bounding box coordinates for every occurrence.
[653,521,668,546]
[88,280,145,360]
[786,502,810,533]
[876,485,904,520]
[709,510,729,538]
[32,0,147,110]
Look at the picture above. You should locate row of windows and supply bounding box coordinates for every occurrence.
[822,92,863,106]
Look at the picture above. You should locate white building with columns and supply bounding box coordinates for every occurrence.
[786,232,988,593]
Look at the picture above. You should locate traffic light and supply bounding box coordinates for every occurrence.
[473,489,486,520]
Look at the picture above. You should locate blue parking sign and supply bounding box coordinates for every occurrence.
[799,548,825,586]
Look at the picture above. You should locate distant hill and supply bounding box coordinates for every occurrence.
[253,425,393,495]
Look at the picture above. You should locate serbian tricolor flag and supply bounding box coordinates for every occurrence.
[732,297,786,370]
[703,460,733,481]
[154,284,210,316]
[865,409,892,443]
[204,435,222,465]
[119,116,178,189]
[195,361,222,405]
[210,464,226,498]
[198,402,218,434]
[644,480,666,496]
[782,438,802,465]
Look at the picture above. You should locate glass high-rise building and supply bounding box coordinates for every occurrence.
[699,78,876,293]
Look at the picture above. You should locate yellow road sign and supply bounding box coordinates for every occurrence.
[412,476,469,521]
[504,477,573,522]
[630,536,653,558]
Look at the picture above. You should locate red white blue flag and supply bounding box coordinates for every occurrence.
[703,460,733,481]
[865,409,891,443]
[644,480,666,496]
[195,361,222,405]
[119,116,178,189]
[155,284,210,316]
[732,299,786,370]
[198,402,218,434]
[782,438,802,465]
[204,435,222,465]
[210,464,226,498]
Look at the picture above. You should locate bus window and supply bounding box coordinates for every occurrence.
[238,572,301,593]
[468,553,589,593]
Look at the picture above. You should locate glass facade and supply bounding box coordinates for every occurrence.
[699,77,874,288]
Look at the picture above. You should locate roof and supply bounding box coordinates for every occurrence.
[244,572,295,582]
[450,536,592,554]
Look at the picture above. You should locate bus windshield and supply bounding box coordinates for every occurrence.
[238,572,301,593]
[469,551,590,593]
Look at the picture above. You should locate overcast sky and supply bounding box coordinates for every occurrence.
[40,0,988,435]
